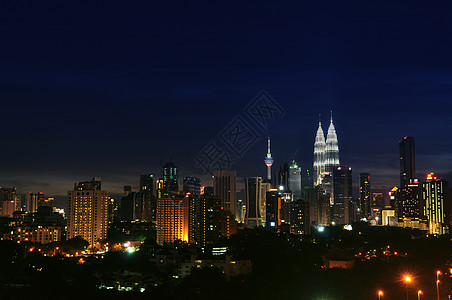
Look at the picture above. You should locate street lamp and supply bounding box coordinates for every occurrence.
[404,275,412,300]
[437,271,441,300]
[437,280,440,300]
[418,290,423,300]
[378,290,383,300]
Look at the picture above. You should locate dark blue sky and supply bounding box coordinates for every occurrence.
[1,1,451,207]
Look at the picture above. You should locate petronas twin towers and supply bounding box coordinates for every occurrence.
[314,113,340,185]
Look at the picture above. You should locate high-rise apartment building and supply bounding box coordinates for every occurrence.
[359,173,371,218]
[156,192,189,246]
[213,170,236,218]
[195,194,221,248]
[67,177,109,246]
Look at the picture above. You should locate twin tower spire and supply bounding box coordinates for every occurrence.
[314,112,340,185]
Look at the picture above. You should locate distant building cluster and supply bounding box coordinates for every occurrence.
[0,113,451,257]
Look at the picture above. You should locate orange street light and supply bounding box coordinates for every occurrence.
[418,290,423,300]
[437,279,440,300]
[404,275,413,300]
[378,290,383,300]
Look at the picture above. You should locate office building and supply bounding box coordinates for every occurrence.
[372,193,385,209]
[314,119,326,185]
[260,181,272,226]
[400,136,415,188]
[183,176,202,243]
[389,186,399,210]
[245,177,263,227]
[359,173,371,218]
[325,114,340,174]
[213,170,236,218]
[266,189,282,228]
[140,173,154,193]
[290,160,302,200]
[332,166,352,225]
[423,173,450,235]
[398,179,424,229]
[123,186,132,196]
[163,162,179,193]
[278,163,290,190]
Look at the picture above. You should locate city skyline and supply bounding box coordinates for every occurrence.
[0,1,451,208]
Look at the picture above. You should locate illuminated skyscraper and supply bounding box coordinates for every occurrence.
[423,173,450,235]
[183,176,201,243]
[359,173,371,218]
[325,113,340,173]
[313,119,326,185]
[314,112,340,186]
[213,170,236,217]
[398,179,423,228]
[264,137,274,181]
[289,160,302,200]
[400,136,415,188]
[156,192,189,246]
[163,162,179,192]
[67,177,109,246]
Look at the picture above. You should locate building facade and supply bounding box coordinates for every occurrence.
[213,170,236,218]
[244,177,263,227]
[67,177,109,246]
[359,173,371,219]
[156,193,189,246]
[332,166,352,225]
[423,173,450,235]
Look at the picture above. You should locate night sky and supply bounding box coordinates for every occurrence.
[1,1,451,208]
